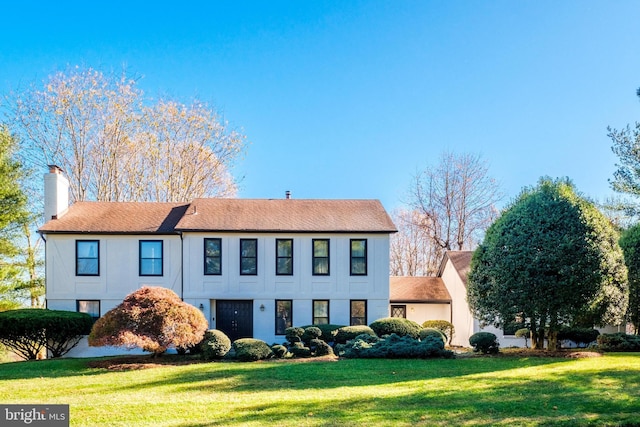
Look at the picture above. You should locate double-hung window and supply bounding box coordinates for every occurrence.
[350,300,367,326]
[204,238,222,275]
[77,300,100,322]
[313,300,330,325]
[76,240,99,276]
[312,239,330,275]
[350,239,367,275]
[240,239,258,275]
[275,300,292,335]
[140,240,163,276]
[276,239,293,275]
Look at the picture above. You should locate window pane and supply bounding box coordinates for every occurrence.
[277,258,292,275]
[277,240,292,257]
[205,258,221,275]
[141,241,162,258]
[313,240,328,257]
[351,259,366,275]
[351,240,366,257]
[78,300,100,318]
[313,259,329,275]
[313,301,328,317]
[241,240,256,256]
[351,300,366,326]
[77,241,97,258]
[77,259,98,275]
[141,259,162,275]
[241,258,257,275]
[276,300,292,335]
[205,239,221,257]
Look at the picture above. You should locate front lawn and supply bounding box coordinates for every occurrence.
[0,353,639,426]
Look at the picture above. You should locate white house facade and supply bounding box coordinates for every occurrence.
[39,167,397,356]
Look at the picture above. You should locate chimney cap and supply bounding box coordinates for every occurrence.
[48,165,64,174]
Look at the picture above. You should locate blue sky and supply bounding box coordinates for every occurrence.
[2,1,639,212]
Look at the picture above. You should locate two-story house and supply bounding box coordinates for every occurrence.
[39,166,397,356]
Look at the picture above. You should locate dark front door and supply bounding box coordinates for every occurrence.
[216,300,253,342]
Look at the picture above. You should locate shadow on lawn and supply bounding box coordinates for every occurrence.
[114,356,575,393]
[168,364,640,427]
[0,357,103,380]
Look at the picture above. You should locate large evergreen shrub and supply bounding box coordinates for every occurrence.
[369,317,422,339]
[334,325,377,344]
[597,333,640,351]
[469,332,499,354]
[232,338,273,361]
[200,329,231,360]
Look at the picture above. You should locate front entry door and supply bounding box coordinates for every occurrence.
[216,300,254,342]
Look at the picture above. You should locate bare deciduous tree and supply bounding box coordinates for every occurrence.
[390,208,441,276]
[7,66,245,203]
[410,151,502,252]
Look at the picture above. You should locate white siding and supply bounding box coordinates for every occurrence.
[441,258,476,347]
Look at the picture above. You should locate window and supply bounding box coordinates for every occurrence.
[275,300,292,335]
[313,300,330,325]
[391,305,407,318]
[276,239,293,275]
[77,300,100,322]
[350,239,367,275]
[350,300,367,326]
[76,240,99,276]
[240,239,258,275]
[312,239,330,275]
[204,238,222,275]
[139,240,163,276]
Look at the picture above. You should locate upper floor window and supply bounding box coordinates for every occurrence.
[275,300,292,335]
[240,239,258,275]
[276,239,293,275]
[204,238,222,275]
[140,240,163,276]
[77,300,100,322]
[313,300,330,325]
[350,239,367,275]
[76,240,99,276]
[350,300,367,326]
[312,239,330,275]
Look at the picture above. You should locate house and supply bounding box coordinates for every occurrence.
[38,166,397,357]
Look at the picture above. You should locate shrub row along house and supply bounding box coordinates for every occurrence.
[39,166,398,356]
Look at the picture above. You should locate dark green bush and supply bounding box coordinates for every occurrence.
[309,339,334,357]
[515,328,530,347]
[289,342,312,358]
[338,333,453,359]
[232,338,273,361]
[597,333,640,351]
[422,320,455,344]
[334,325,377,344]
[369,317,422,339]
[271,344,288,358]
[557,327,600,348]
[300,324,344,343]
[285,327,304,344]
[469,332,499,354]
[200,329,231,360]
[0,309,93,360]
[419,328,446,344]
[301,326,322,344]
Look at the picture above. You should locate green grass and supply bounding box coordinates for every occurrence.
[0,354,639,426]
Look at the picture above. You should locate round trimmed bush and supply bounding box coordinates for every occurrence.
[289,342,312,358]
[419,328,446,344]
[302,326,322,344]
[334,325,377,344]
[271,344,288,358]
[309,339,334,357]
[557,327,600,348]
[300,324,344,343]
[285,327,304,344]
[232,338,273,361]
[200,329,231,360]
[369,317,422,339]
[422,320,455,344]
[469,332,499,354]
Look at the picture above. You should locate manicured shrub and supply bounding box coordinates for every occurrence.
[370,317,422,339]
[422,320,455,344]
[419,328,446,344]
[469,332,499,354]
[334,325,377,344]
[271,344,288,358]
[285,327,304,344]
[309,339,334,357]
[232,338,274,361]
[515,328,530,348]
[557,327,600,348]
[300,324,344,343]
[89,286,208,356]
[301,326,322,344]
[338,333,453,359]
[200,329,231,360]
[0,309,93,360]
[289,342,312,358]
[597,333,640,351]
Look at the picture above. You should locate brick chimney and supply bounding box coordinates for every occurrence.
[44,165,69,221]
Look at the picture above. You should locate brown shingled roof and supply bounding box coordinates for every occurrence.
[38,202,189,234]
[175,199,397,233]
[390,276,452,303]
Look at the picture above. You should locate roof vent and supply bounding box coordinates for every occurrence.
[285,190,291,199]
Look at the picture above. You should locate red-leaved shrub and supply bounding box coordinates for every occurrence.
[88,286,208,355]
